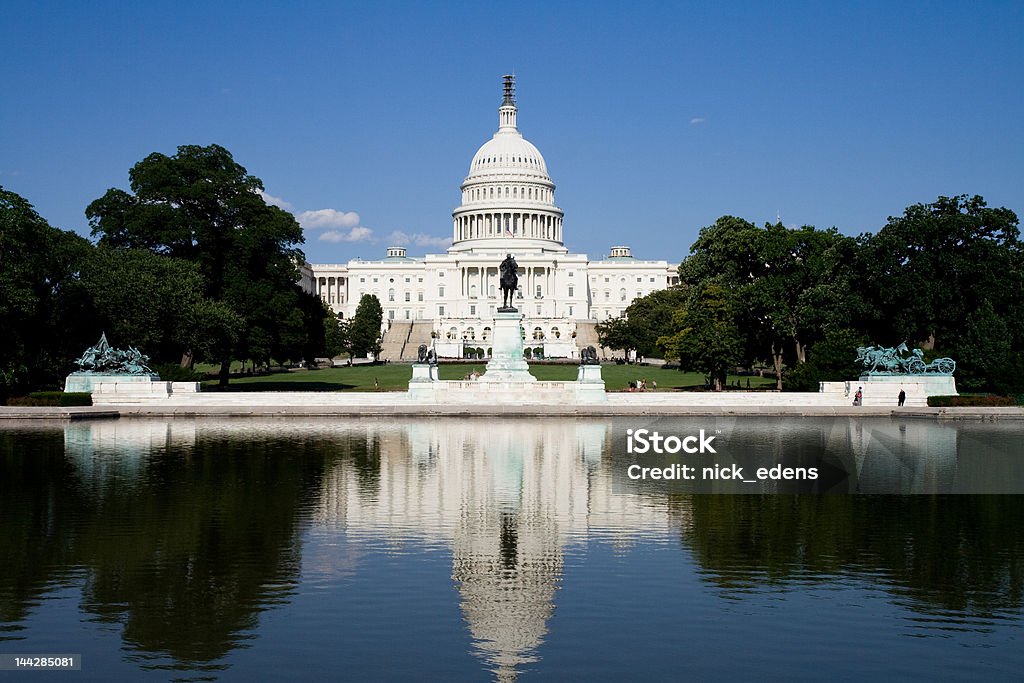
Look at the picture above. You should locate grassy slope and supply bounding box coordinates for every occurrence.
[202,363,775,392]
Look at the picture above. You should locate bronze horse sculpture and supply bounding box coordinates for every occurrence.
[499,254,519,310]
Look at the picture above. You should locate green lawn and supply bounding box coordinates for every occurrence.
[202,363,775,392]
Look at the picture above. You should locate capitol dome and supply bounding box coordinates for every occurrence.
[467,133,550,181]
[450,75,565,254]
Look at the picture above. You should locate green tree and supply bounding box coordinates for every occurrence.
[657,283,743,391]
[323,306,348,359]
[86,144,313,385]
[679,216,865,389]
[595,316,636,359]
[78,248,207,363]
[348,294,384,360]
[865,195,1021,351]
[784,328,868,392]
[0,187,94,396]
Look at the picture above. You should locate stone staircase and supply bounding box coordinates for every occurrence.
[378,322,412,362]
[402,322,436,360]
[574,321,601,354]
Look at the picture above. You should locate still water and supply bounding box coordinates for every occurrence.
[1,416,1023,681]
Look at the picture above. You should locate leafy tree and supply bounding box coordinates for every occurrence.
[597,288,688,360]
[680,216,865,389]
[78,248,207,363]
[595,316,636,359]
[657,283,743,391]
[86,144,313,385]
[348,294,383,359]
[784,328,868,392]
[323,306,349,359]
[0,187,93,396]
[865,195,1022,351]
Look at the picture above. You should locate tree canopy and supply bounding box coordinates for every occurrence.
[348,294,384,360]
[0,187,93,395]
[86,144,320,383]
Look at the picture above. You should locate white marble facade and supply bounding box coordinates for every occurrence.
[302,76,679,357]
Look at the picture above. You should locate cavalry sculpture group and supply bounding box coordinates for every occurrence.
[73,333,154,375]
[855,342,955,376]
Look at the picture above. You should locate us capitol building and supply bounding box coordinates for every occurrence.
[301,76,679,360]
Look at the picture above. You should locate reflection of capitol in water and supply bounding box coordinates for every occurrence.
[53,415,1021,681]
[60,417,674,681]
[312,419,671,682]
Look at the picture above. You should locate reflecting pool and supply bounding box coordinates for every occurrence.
[1,417,1023,680]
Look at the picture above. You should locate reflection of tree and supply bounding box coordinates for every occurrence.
[0,430,325,667]
[75,437,324,665]
[0,430,89,629]
[673,495,1024,614]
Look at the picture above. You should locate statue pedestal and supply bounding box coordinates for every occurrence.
[410,363,439,383]
[479,311,537,383]
[576,364,604,384]
[65,373,160,393]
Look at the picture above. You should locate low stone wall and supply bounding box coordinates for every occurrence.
[92,381,200,403]
[821,375,956,408]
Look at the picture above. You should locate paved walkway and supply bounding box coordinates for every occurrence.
[2,402,1023,420]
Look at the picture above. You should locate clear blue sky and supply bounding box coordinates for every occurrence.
[2,1,1022,264]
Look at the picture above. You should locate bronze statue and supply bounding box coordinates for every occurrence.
[855,342,955,376]
[499,254,519,311]
[72,332,154,375]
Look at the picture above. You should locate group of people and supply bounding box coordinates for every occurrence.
[628,377,656,392]
[463,370,481,381]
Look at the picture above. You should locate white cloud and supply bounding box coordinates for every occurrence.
[297,208,361,230]
[689,117,706,125]
[319,226,375,243]
[385,230,452,250]
[259,190,293,210]
[254,192,376,246]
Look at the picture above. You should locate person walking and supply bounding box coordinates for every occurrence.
[898,388,906,407]
[854,387,863,406]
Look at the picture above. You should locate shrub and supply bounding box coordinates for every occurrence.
[152,363,207,382]
[7,391,92,407]
[927,395,1017,407]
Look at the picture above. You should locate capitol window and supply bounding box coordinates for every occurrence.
[439,286,445,297]
[568,286,574,297]
[388,288,395,302]
[405,292,410,302]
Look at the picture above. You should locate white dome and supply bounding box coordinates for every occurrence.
[467,132,550,180]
